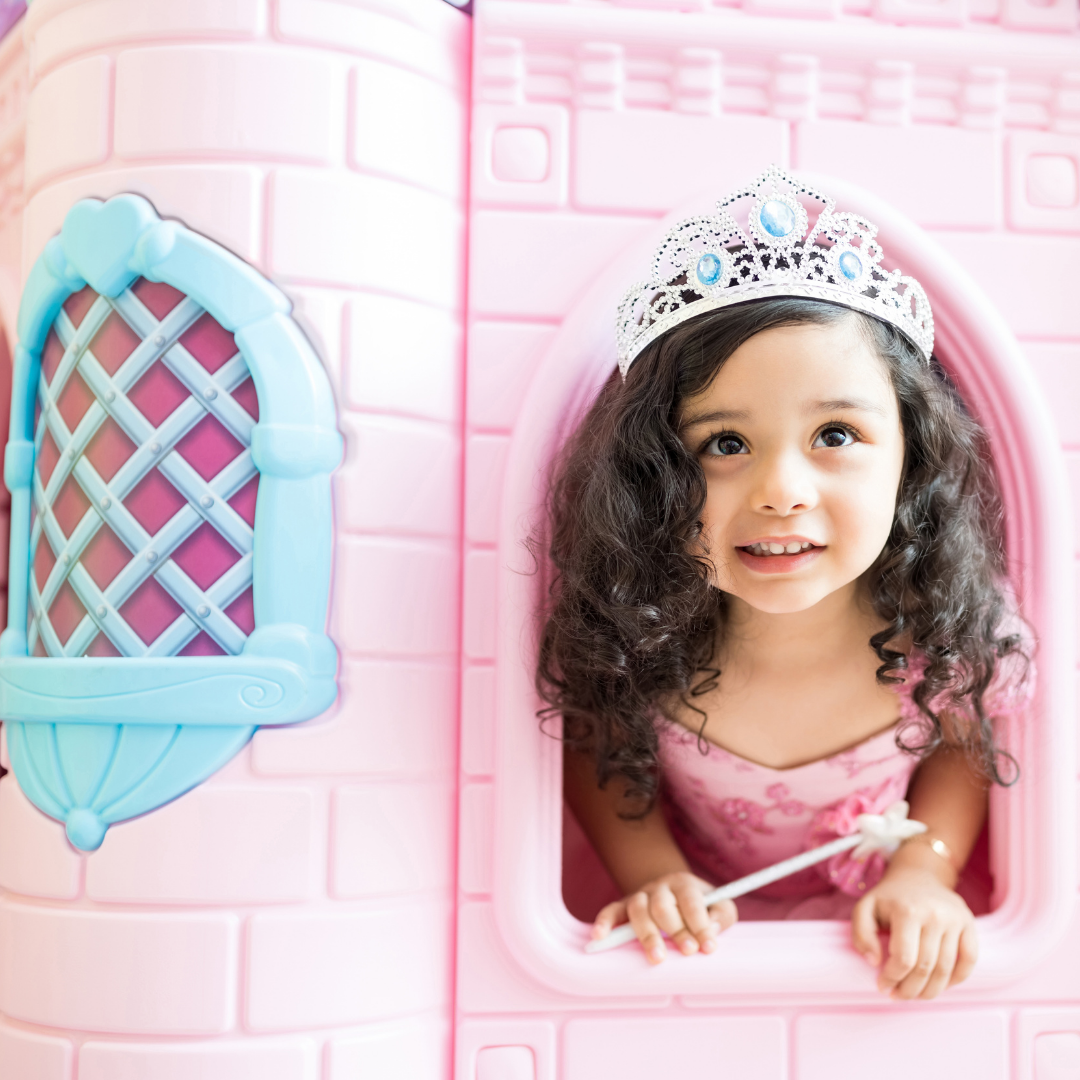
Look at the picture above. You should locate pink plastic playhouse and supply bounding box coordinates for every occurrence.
[0,0,1075,1077]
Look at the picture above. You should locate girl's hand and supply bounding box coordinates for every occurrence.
[591,872,738,964]
[851,865,978,1000]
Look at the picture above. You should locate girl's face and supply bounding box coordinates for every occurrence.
[679,317,905,615]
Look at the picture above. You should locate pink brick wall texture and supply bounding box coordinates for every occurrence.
[0,0,467,1076]
[458,0,1080,1077]
[0,0,1075,1077]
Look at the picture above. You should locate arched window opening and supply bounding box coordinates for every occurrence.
[488,178,1074,998]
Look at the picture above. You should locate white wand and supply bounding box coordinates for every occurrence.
[584,800,926,954]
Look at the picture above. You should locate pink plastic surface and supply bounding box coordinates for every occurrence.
[0,0,468,1076]
[0,0,1075,1077]
[461,1,1080,1076]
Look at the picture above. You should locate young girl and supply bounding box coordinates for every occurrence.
[537,168,1030,1002]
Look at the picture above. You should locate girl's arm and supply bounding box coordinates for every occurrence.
[565,748,737,963]
[851,741,987,1000]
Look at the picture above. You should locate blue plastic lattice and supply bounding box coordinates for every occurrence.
[0,194,341,850]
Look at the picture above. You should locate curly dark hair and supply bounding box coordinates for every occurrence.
[536,297,1027,814]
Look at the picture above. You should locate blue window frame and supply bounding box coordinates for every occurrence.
[0,194,340,850]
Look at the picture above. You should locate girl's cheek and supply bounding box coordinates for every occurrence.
[700,507,735,561]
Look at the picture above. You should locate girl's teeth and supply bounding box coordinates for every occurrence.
[747,542,814,556]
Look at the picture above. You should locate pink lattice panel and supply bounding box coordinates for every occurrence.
[29,278,259,660]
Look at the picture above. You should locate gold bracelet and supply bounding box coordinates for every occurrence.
[906,833,961,873]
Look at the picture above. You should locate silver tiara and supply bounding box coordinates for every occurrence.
[616,165,934,375]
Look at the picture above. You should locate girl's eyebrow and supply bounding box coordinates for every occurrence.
[812,397,888,416]
[680,398,885,431]
[679,407,751,431]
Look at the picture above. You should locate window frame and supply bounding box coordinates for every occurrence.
[489,177,1075,997]
[0,193,341,849]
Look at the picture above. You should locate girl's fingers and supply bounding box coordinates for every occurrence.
[892,923,943,1000]
[707,898,738,933]
[595,879,739,963]
[592,900,627,940]
[948,923,979,987]
[850,896,882,966]
[918,929,959,1000]
[649,885,698,956]
[626,890,667,964]
[671,881,716,954]
[877,912,923,994]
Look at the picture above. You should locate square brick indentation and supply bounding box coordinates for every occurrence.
[492,127,550,183]
[1027,154,1079,209]
[1035,1031,1080,1077]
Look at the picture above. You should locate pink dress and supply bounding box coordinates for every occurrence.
[658,655,1029,921]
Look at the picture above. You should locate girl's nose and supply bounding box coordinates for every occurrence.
[751,450,818,516]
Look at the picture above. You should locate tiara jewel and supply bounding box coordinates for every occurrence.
[616,165,934,375]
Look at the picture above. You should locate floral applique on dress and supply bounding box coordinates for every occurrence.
[657,646,1033,921]
[703,784,807,854]
[660,720,915,911]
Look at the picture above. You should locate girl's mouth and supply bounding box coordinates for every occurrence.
[743,540,814,556]
[735,541,823,574]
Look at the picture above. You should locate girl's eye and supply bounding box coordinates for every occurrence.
[705,434,748,456]
[814,425,855,449]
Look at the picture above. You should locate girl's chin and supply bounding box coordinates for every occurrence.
[727,587,836,616]
[716,554,855,614]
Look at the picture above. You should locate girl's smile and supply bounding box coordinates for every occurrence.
[679,316,906,615]
[735,538,823,574]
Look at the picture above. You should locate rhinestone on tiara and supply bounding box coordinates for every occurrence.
[616,165,934,375]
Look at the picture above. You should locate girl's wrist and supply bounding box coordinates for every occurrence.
[886,836,960,889]
[906,833,962,874]
[620,861,695,894]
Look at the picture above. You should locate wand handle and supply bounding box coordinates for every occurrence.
[584,833,861,955]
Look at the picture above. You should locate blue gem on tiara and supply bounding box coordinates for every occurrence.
[696,253,722,287]
[615,166,934,376]
[759,199,797,238]
[838,251,863,280]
